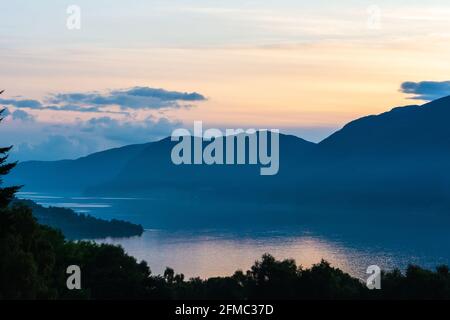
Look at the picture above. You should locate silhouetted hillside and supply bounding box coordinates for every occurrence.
[312,96,450,213]
[87,133,315,195]
[320,95,450,155]
[12,199,144,239]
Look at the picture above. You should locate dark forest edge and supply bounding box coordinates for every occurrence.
[11,199,144,239]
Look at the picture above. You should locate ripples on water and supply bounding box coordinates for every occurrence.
[17,192,450,279]
[93,229,392,279]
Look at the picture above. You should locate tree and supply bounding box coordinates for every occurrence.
[0,90,20,208]
[0,90,52,299]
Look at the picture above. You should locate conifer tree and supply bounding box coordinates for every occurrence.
[0,90,20,208]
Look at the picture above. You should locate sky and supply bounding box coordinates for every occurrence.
[1,0,450,161]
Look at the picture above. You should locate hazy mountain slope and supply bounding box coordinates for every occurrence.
[6,142,150,192]
[87,133,317,196]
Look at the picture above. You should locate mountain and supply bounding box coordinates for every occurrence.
[320,95,450,156]
[7,142,150,192]
[6,96,450,227]
[87,133,316,196]
[7,133,315,195]
[312,96,450,212]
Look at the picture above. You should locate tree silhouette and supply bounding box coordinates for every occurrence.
[0,90,20,208]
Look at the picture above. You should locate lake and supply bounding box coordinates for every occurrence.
[17,191,450,279]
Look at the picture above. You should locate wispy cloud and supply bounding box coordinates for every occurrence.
[400,81,450,101]
[48,87,206,110]
[10,109,35,122]
[0,87,206,114]
[0,99,42,109]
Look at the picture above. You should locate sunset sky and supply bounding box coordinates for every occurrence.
[1,0,450,160]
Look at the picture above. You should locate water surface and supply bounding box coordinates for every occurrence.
[17,191,450,279]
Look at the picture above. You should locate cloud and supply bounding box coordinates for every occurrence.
[80,116,181,145]
[48,86,206,110]
[1,86,202,161]
[0,97,105,113]
[6,115,180,161]
[400,81,450,101]
[0,86,206,113]
[0,108,35,122]
[39,104,127,114]
[121,87,205,101]
[11,109,35,121]
[0,98,42,109]
[12,135,98,161]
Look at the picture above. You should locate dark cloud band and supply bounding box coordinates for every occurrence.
[0,86,206,113]
[48,86,206,110]
[400,81,450,101]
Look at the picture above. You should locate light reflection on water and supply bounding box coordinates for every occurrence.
[17,191,450,279]
[38,202,112,209]
[92,229,398,280]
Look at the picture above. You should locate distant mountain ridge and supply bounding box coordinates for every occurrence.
[7,96,450,226]
[9,142,150,191]
[320,96,450,155]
